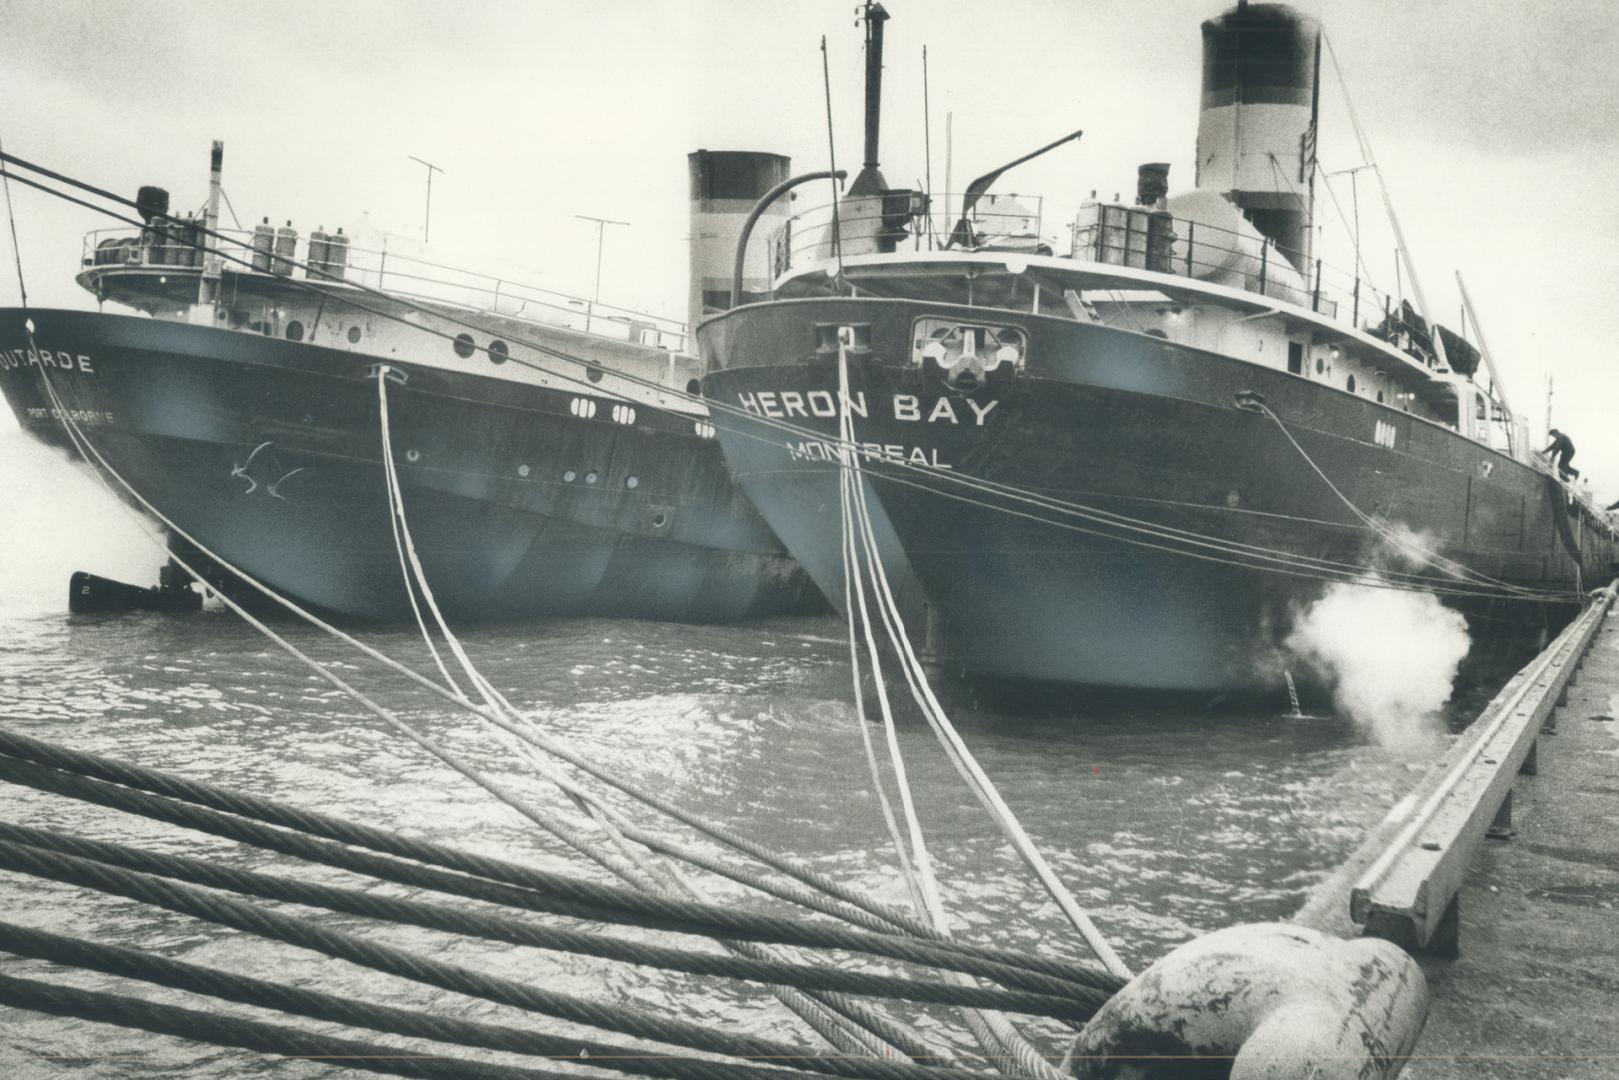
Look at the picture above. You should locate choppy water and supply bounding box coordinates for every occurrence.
[0,432,1451,1077]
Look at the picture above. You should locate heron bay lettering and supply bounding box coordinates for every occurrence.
[737,390,997,426]
[786,439,952,469]
[0,346,96,374]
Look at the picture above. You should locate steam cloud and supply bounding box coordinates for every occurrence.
[0,432,163,616]
[1286,575,1470,745]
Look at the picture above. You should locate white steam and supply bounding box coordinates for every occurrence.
[0,431,164,617]
[1286,575,1470,746]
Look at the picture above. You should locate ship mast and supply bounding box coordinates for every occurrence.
[194,140,223,316]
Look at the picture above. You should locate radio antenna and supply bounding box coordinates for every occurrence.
[922,45,933,250]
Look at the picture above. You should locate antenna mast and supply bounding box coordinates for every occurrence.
[408,155,443,243]
[575,213,629,334]
[922,45,933,249]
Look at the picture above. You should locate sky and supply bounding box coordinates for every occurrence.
[2,0,1616,497]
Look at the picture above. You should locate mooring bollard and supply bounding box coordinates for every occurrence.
[1065,922,1427,1079]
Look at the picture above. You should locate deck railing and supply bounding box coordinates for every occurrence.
[764,191,1445,368]
[82,226,688,352]
[765,193,1049,275]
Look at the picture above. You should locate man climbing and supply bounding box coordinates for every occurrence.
[1543,428,1579,482]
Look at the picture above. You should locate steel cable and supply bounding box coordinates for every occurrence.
[0,743,1119,1000]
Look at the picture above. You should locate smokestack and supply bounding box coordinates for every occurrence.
[1136,162,1170,207]
[686,150,792,330]
[849,2,890,196]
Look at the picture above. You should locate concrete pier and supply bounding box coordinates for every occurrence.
[1070,592,1618,1077]
[1402,603,1619,1078]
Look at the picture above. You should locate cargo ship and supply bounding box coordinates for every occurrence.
[0,145,820,621]
[699,2,1619,694]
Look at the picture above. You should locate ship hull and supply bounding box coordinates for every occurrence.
[701,298,1617,693]
[1,308,819,621]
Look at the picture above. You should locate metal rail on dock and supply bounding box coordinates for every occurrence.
[1350,586,1616,955]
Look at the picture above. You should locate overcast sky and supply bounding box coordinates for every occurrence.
[2,0,1616,497]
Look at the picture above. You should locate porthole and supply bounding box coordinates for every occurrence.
[285,320,304,342]
[685,378,701,397]
[586,364,604,384]
[517,464,530,478]
[562,469,577,483]
[453,333,476,359]
[584,471,599,485]
[406,449,420,463]
[1315,357,1324,374]
[625,475,639,489]
[348,325,362,344]
[488,339,509,365]
[651,512,668,529]
[1347,374,1357,393]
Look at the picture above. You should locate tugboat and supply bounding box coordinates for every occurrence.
[0,144,820,621]
[699,2,1619,694]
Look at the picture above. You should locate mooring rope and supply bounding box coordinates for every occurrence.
[0,838,993,1080]
[0,922,969,1080]
[833,353,1072,1080]
[26,348,940,1061]
[837,345,1133,985]
[370,373,949,1065]
[0,739,1117,999]
[372,370,931,939]
[27,334,933,954]
[0,972,613,1080]
[0,823,1092,1020]
[3,147,1129,1073]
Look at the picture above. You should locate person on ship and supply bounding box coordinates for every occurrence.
[1542,429,1579,482]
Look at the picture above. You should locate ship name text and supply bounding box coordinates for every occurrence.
[737,390,997,426]
[1,346,96,374]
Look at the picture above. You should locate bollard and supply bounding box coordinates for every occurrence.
[1066,923,1427,1079]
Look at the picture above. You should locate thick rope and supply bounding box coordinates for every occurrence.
[0,823,1095,1020]
[372,373,942,1064]
[0,745,1116,1001]
[834,356,1065,1080]
[375,370,933,943]
[0,971,608,1080]
[30,349,925,1060]
[0,922,969,1080]
[837,346,1132,984]
[0,838,970,1080]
